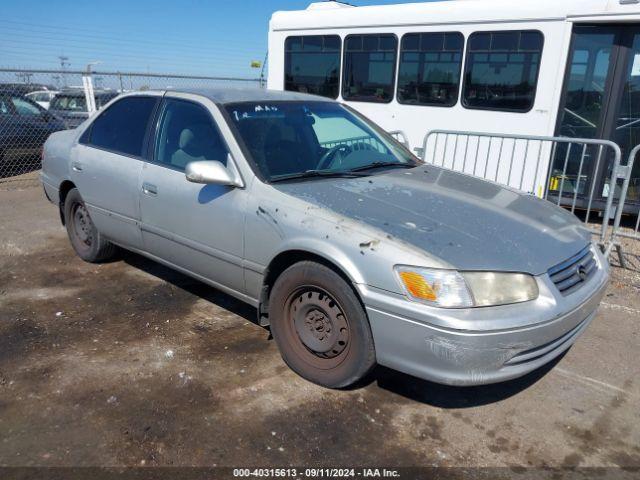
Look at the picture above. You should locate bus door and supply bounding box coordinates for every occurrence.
[551,24,640,210]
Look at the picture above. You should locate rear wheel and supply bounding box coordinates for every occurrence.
[63,188,116,263]
[269,261,376,388]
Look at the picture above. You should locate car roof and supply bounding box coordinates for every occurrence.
[0,87,28,95]
[166,87,334,105]
[55,90,117,97]
[0,83,53,94]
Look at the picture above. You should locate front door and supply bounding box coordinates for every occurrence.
[139,96,247,295]
[553,24,640,206]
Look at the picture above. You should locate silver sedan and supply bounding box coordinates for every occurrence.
[41,88,609,388]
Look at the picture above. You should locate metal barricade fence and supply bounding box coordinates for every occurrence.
[608,144,640,268]
[0,68,262,185]
[421,130,623,252]
[388,130,409,147]
[319,130,410,153]
[320,135,387,153]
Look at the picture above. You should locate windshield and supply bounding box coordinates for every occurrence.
[225,101,417,181]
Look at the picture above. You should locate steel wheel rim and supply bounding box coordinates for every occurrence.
[71,202,93,249]
[284,286,351,369]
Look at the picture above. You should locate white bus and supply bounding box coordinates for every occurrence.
[268,0,640,210]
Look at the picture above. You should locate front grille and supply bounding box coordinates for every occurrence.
[548,246,597,296]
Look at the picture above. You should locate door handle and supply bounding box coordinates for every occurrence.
[142,182,158,196]
[71,161,83,172]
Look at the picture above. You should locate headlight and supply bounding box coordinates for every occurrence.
[462,271,539,307]
[395,266,538,308]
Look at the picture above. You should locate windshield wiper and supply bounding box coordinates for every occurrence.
[270,169,370,183]
[349,161,415,173]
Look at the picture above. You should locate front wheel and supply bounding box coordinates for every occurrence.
[63,188,116,263]
[269,261,376,388]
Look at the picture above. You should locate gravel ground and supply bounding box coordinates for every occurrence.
[0,177,639,472]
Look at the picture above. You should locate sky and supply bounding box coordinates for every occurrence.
[0,0,427,79]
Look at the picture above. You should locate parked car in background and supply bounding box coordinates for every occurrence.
[0,83,57,96]
[0,89,66,177]
[49,89,119,128]
[26,90,59,110]
[41,88,609,389]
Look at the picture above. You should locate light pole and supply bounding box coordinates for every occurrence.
[58,55,69,87]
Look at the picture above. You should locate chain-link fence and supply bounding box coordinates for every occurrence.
[0,68,262,186]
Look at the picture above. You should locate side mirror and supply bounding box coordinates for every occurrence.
[185,160,243,187]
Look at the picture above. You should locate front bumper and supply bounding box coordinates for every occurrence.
[359,248,610,386]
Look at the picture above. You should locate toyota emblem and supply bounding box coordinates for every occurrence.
[577,265,588,281]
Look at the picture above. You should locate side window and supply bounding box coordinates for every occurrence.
[11,97,42,116]
[342,34,398,103]
[0,98,11,115]
[88,96,157,157]
[155,99,229,171]
[462,30,544,112]
[397,32,464,107]
[285,35,341,99]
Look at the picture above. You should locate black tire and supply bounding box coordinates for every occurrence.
[269,261,376,388]
[63,188,116,263]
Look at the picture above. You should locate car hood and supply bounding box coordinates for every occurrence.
[273,166,591,275]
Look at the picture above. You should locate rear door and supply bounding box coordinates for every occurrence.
[71,95,159,249]
[139,94,247,294]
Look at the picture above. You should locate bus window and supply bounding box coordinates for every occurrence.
[285,35,341,99]
[462,30,544,112]
[342,34,398,103]
[397,32,464,107]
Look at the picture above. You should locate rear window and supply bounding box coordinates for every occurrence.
[51,92,118,111]
[51,95,87,112]
[96,93,118,107]
[11,96,42,116]
[87,96,157,157]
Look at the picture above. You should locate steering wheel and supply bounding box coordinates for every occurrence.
[317,144,353,170]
